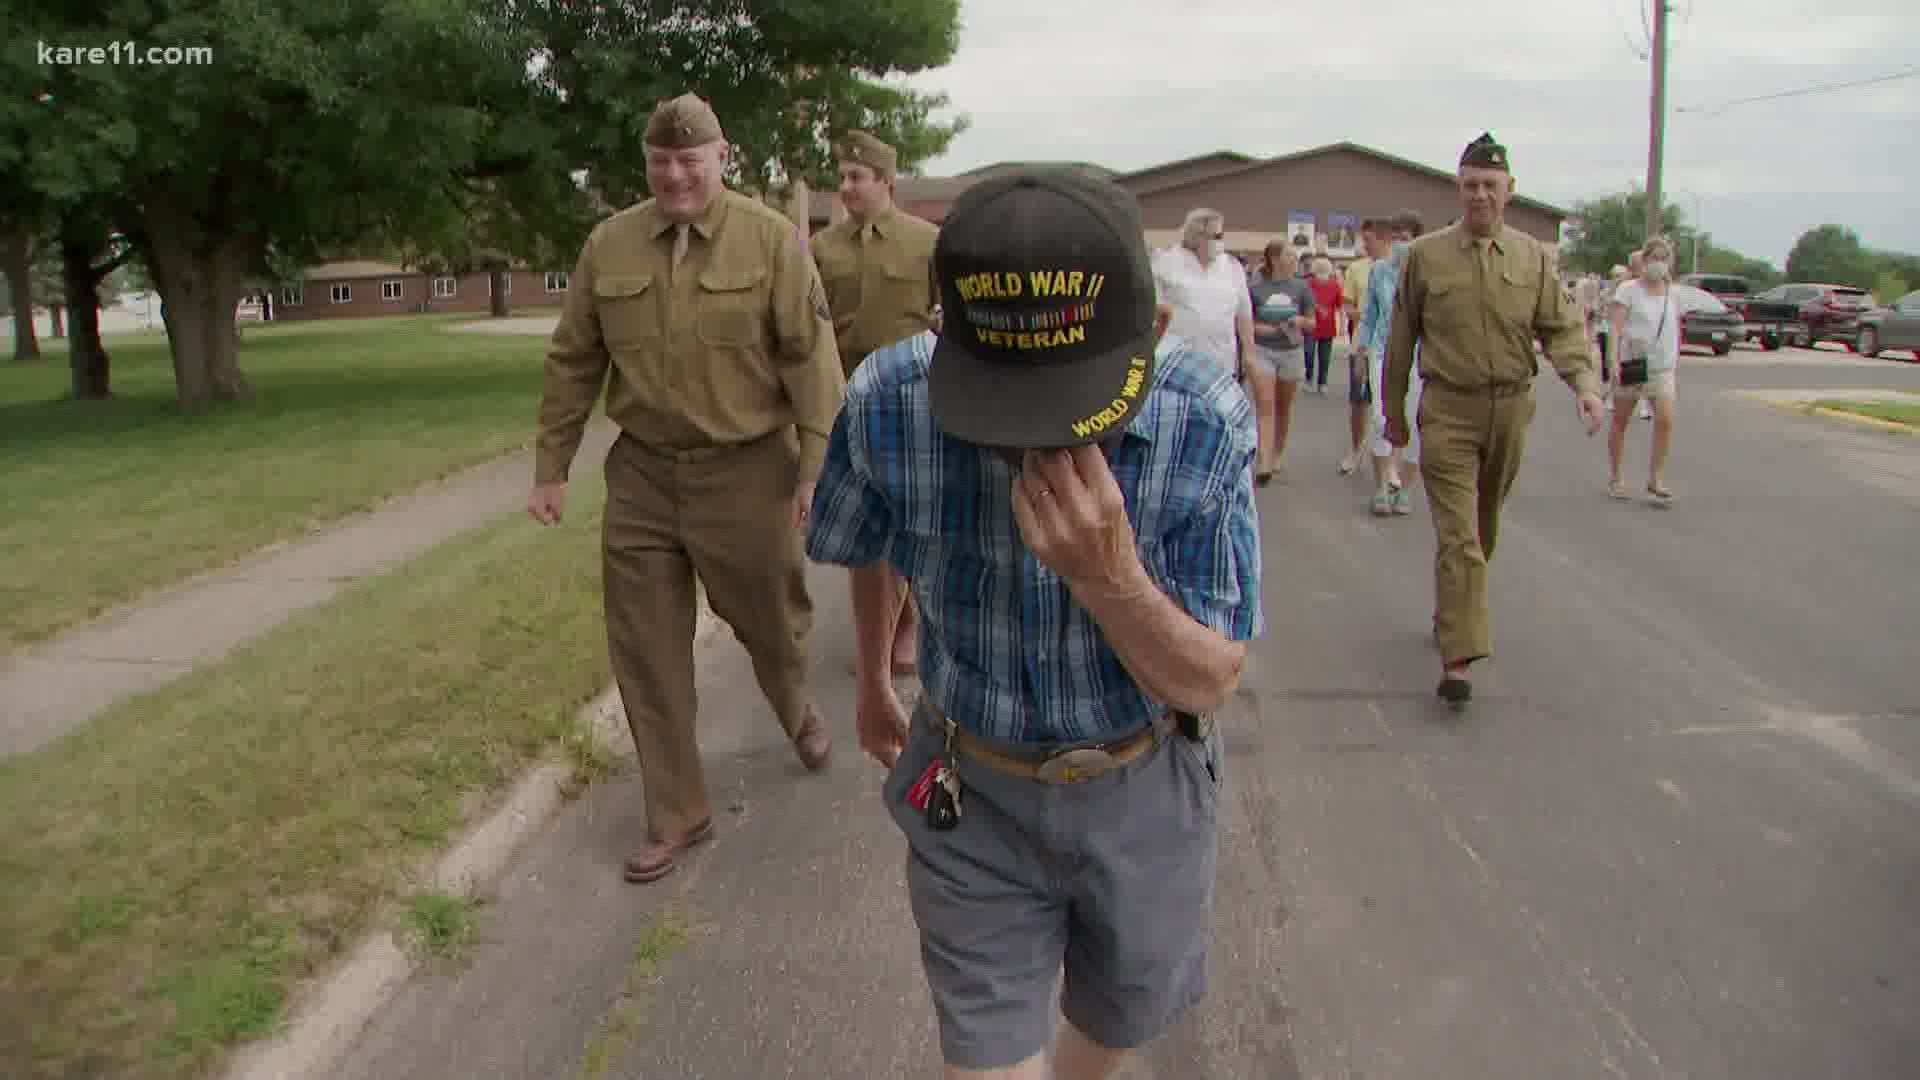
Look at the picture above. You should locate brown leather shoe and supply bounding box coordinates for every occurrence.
[792,706,831,772]
[623,819,714,884]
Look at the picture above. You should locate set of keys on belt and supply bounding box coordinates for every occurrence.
[906,726,963,831]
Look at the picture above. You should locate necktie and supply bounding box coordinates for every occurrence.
[671,224,689,280]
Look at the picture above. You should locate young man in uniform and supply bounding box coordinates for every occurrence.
[806,169,1262,1080]
[809,130,940,680]
[528,93,847,883]
[1384,134,1604,706]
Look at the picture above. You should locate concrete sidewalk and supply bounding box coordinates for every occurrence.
[0,423,617,757]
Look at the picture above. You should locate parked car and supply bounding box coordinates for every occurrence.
[1742,283,1876,350]
[1678,272,1754,316]
[1853,290,1920,362]
[1674,285,1744,356]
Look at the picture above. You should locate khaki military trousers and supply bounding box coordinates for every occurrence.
[601,427,814,842]
[1416,381,1537,667]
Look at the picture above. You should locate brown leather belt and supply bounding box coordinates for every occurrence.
[934,708,1176,784]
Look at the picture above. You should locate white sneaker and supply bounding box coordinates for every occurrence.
[1637,400,1653,421]
[1338,451,1359,475]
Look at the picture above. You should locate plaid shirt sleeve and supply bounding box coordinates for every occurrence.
[1153,392,1265,643]
[804,390,894,569]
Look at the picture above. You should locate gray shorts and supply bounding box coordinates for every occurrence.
[883,702,1222,1069]
[1252,344,1306,383]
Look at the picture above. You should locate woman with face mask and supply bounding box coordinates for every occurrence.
[1604,236,1714,505]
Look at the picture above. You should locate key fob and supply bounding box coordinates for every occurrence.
[926,766,961,831]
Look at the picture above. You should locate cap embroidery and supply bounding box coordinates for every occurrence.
[1068,355,1150,439]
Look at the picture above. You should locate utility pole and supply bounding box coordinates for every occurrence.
[1645,0,1670,242]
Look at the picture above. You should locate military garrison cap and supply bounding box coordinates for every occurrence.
[645,93,725,148]
[837,130,899,177]
[1460,132,1509,172]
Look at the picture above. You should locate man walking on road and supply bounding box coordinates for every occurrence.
[1384,133,1604,706]
[529,93,846,883]
[1357,209,1425,517]
[809,130,940,679]
[806,169,1262,1079]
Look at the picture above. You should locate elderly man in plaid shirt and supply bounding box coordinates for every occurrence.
[805,169,1263,1079]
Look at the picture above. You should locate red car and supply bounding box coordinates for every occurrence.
[1742,283,1876,350]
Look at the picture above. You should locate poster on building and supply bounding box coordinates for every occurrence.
[1286,211,1316,257]
[1326,212,1361,258]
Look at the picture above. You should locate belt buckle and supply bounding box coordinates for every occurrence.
[1036,747,1117,784]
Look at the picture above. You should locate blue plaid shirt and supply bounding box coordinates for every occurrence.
[804,331,1264,746]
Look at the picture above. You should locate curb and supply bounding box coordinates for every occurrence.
[222,590,727,1080]
[1805,406,1916,435]
[1744,394,1918,436]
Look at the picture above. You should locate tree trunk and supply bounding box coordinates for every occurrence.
[143,209,253,405]
[50,304,65,338]
[489,270,509,317]
[62,234,110,399]
[2,228,38,361]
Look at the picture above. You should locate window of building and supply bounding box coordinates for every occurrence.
[281,285,304,307]
[433,276,457,299]
[330,283,352,304]
[382,279,404,302]
[545,271,569,293]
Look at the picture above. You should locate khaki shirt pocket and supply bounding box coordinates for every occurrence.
[594,274,656,349]
[1496,262,1540,328]
[695,267,767,348]
[1423,276,1473,334]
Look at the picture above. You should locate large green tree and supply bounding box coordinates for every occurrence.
[1563,190,1687,275]
[1785,225,1874,288]
[528,0,967,207]
[7,0,965,404]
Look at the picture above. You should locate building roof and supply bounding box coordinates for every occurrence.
[954,160,1120,180]
[300,260,412,281]
[1126,142,1570,218]
[1113,150,1257,188]
[802,142,1571,226]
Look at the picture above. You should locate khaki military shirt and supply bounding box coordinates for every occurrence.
[1384,223,1600,413]
[536,191,846,485]
[809,205,939,376]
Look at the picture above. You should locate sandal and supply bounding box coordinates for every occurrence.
[1608,480,1630,500]
[1646,484,1674,507]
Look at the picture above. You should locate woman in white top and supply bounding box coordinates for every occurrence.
[1151,207,1255,382]
[1605,236,1713,505]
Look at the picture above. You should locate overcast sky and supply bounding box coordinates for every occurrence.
[899,0,1919,269]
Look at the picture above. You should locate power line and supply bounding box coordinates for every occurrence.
[1677,67,1920,114]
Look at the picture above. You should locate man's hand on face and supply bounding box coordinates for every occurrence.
[1009,444,1144,599]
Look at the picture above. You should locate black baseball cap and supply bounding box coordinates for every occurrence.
[928,169,1158,449]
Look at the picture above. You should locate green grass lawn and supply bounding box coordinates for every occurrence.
[1812,399,1920,428]
[0,467,612,1079]
[0,314,567,648]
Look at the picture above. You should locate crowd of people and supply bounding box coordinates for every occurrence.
[524,94,1680,1079]
[1153,202,1709,515]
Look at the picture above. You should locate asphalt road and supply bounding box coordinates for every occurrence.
[336,342,1920,1080]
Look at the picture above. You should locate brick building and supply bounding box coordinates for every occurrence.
[807,142,1568,259]
[271,260,570,322]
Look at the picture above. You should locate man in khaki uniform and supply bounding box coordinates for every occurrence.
[528,93,847,882]
[1384,133,1605,706]
[808,131,938,679]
